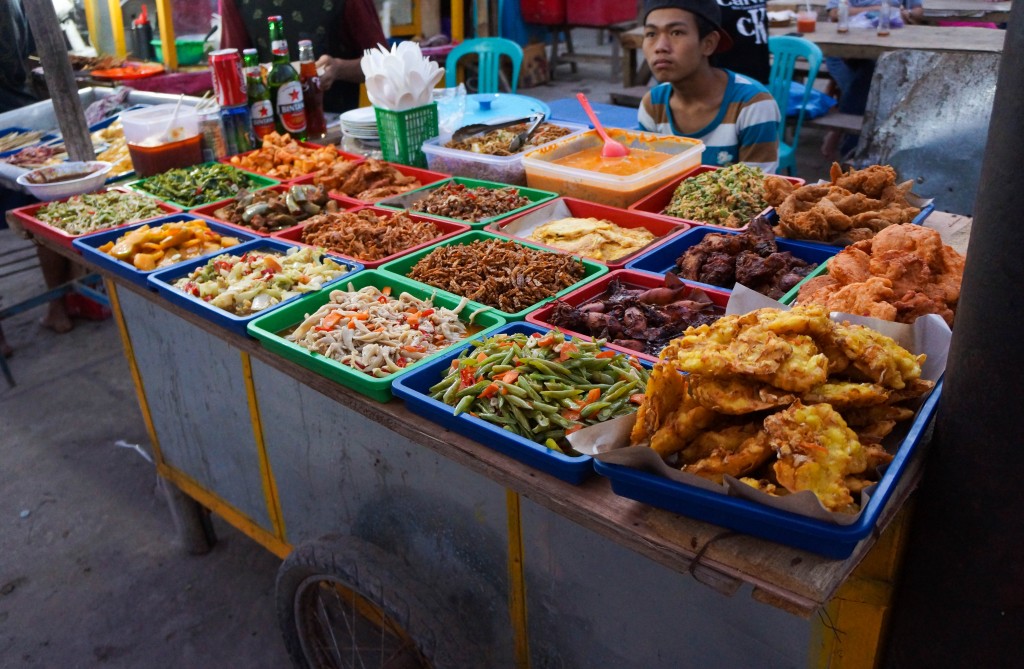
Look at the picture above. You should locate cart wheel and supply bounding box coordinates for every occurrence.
[276,536,479,669]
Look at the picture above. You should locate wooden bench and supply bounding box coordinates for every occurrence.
[806,112,864,134]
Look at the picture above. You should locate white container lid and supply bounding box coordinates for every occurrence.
[120,104,200,146]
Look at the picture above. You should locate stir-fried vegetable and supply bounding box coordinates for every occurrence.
[429,330,649,453]
[34,190,166,236]
[288,285,476,377]
[136,163,259,207]
[663,163,769,228]
[172,247,350,315]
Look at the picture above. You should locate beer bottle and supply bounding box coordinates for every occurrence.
[244,48,275,142]
[298,40,327,139]
[266,16,307,140]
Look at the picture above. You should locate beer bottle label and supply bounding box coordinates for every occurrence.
[251,100,275,137]
[276,81,307,134]
[271,40,288,56]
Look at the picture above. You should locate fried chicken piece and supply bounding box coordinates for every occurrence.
[689,376,795,414]
[832,321,924,390]
[765,402,867,512]
[764,175,797,207]
[804,277,900,321]
[681,427,773,484]
[830,163,898,200]
[893,290,955,326]
[827,189,888,216]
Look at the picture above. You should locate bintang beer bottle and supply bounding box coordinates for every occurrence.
[244,48,275,142]
[266,16,307,140]
[297,40,327,139]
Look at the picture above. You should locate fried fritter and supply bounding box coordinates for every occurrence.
[832,321,924,390]
[681,426,773,484]
[764,402,867,512]
[631,362,689,446]
[801,381,890,409]
[689,376,795,414]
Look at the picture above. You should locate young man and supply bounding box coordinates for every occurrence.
[638,0,780,173]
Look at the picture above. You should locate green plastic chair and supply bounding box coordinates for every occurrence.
[445,38,524,94]
[768,35,824,176]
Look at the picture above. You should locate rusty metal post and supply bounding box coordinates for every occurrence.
[883,7,1024,666]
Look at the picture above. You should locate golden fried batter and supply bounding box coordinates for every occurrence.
[801,381,891,409]
[764,402,867,512]
[832,321,924,390]
[631,362,688,446]
[681,427,773,484]
[689,376,795,414]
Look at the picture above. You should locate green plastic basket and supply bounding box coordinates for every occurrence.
[375,177,558,229]
[246,269,507,402]
[779,256,830,305]
[375,103,439,168]
[377,230,609,321]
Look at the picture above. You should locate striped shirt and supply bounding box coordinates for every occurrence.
[638,70,781,173]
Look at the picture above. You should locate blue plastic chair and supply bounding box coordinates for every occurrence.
[768,35,824,176]
[445,38,524,94]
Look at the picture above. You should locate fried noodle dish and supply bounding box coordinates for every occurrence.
[300,209,441,262]
[766,163,921,244]
[629,305,933,512]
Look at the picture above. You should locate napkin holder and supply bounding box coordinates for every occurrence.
[374,102,439,168]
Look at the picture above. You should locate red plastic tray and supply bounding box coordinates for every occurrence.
[290,161,451,208]
[526,268,729,363]
[271,205,471,269]
[567,0,637,26]
[629,165,805,231]
[221,141,365,182]
[9,187,181,252]
[487,197,693,270]
[190,184,359,238]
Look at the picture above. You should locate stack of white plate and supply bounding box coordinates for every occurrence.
[339,107,380,146]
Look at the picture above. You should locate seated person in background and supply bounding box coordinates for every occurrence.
[822,0,924,157]
[638,0,780,173]
[711,0,771,85]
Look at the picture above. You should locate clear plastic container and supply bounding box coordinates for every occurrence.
[120,104,200,146]
[421,121,587,186]
[521,129,704,209]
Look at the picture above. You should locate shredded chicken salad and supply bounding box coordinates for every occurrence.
[288,286,476,377]
[172,246,349,315]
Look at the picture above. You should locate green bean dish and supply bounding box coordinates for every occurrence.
[137,163,258,208]
[663,163,769,229]
[429,330,650,454]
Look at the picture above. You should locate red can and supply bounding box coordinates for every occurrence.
[209,49,248,108]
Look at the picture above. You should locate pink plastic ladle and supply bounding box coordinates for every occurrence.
[576,92,629,158]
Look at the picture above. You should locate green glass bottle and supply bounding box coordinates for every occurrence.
[243,48,275,142]
[266,15,307,140]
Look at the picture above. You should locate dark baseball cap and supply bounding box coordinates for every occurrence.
[643,0,735,53]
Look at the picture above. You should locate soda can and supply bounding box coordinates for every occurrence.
[198,107,227,161]
[209,49,248,108]
[220,104,255,156]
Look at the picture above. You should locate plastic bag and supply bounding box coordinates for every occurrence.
[787,82,837,119]
[849,10,905,29]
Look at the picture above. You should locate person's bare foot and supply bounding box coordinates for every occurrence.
[39,302,73,334]
[821,129,842,160]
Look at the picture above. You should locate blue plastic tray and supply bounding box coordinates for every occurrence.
[73,214,257,288]
[0,126,58,158]
[625,225,837,294]
[393,322,650,485]
[594,381,942,558]
[147,239,362,337]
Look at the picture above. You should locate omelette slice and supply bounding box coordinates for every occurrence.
[530,217,655,261]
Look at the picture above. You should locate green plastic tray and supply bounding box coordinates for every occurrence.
[779,257,830,305]
[377,230,609,321]
[374,177,558,229]
[246,269,507,403]
[125,162,279,211]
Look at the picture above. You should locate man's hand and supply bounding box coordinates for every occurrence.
[316,55,340,89]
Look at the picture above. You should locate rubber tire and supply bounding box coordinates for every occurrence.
[276,535,482,669]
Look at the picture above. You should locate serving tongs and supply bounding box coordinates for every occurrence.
[450,113,546,147]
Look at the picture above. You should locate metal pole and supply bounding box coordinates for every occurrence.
[22,1,94,162]
[883,7,1024,666]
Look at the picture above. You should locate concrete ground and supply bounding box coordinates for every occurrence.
[0,29,834,668]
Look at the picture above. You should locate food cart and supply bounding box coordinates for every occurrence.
[3,5,984,666]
